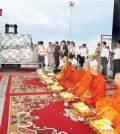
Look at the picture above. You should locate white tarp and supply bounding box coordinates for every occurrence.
[0,33,38,63]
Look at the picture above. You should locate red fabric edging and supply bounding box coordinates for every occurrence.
[0,76,11,134]
[0,75,2,81]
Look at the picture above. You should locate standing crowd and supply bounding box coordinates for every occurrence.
[36,40,120,78]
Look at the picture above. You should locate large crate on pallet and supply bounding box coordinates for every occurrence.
[0,33,37,63]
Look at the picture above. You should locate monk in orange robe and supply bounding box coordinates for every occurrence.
[69,62,92,95]
[95,73,120,133]
[113,113,120,133]
[62,64,83,89]
[58,61,72,84]
[80,65,106,105]
[56,57,68,79]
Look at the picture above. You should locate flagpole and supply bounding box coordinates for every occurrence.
[68,1,75,41]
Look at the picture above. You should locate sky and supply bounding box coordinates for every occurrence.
[0,0,114,51]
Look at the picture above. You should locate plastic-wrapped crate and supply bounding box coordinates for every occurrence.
[0,33,37,63]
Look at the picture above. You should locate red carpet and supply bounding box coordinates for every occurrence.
[4,95,94,134]
[106,79,116,90]
[10,75,51,94]
[0,72,95,134]
[0,71,116,134]
[0,75,2,81]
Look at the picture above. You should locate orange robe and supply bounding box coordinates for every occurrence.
[74,70,92,96]
[56,62,67,79]
[58,66,72,84]
[81,73,106,105]
[96,86,120,122]
[63,70,83,90]
[113,113,120,133]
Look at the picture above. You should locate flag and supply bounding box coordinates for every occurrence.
[0,9,2,16]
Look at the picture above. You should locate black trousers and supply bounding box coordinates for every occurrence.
[53,68,61,74]
[101,57,108,76]
[113,59,120,78]
[38,56,45,67]
[77,54,81,64]
[55,55,60,68]
[80,56,85,67]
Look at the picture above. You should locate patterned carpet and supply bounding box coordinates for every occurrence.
[10,75,50,94]
[0,70,116,134]
[0,75,2,81]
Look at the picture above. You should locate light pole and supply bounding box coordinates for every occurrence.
[68,1,75,41]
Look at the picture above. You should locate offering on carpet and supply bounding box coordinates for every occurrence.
[72,102,93,117]
[40,75,49,80]
[59,92,74,102]
[50,84,64,93]
[38,72,44,76]
[89,119,116,134]
[47,72,55,76]
[44,78,54,85]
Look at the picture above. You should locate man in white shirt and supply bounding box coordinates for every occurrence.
[100,41,109,76]
[37,41,47,67]
[80,44,88,67]
[68,55,77,65]
[47,42,54,66]
[113,40,120,78]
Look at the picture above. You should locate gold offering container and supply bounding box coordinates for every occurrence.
[72,102,93,117]
[59,92,74,102]
[89,119,116,134]
[50,85,64,93]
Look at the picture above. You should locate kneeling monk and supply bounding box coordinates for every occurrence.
[80,65,106,105]
[96,73,120,133]
[56,57,68,79]
[69,62,92,96]
[62,64,83,90]
[58,61,72,84]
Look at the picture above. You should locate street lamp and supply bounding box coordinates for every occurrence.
[68,1,75,41]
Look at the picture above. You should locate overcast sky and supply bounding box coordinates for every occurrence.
[0,0,114,50]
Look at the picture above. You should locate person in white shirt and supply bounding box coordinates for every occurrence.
[68,55,77,65]
[80,44,88,67]
[47,42,54,66]
[113,40,120,78]
[100,41,109,76]
[90,55,98,68]
[37,41,47,67]
[53,54,64,73]
[69,41,75,57]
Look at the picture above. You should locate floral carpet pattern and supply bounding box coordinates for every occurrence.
[7,94,94,134]
[0,70,117,134]
[10,75,50,94]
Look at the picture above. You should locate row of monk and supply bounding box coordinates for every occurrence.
[55,57,120,133]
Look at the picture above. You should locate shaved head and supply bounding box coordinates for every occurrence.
[90,65,99,75]
[68,61,72,66]
[72,64,77,69]
[63,57,68,62]
[82,62,90,71]
[114,73,120,86]
[83,62,90,68]
[72,64,77,71]
[91,65,99,72]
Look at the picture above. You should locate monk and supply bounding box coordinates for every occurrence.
[56,57,68,79]
[62,64,83,90]
[80,65,106,105]
[113,113,120,133]
[58,61,72,84]
[96,73,120,133]
[69,62,92,96]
